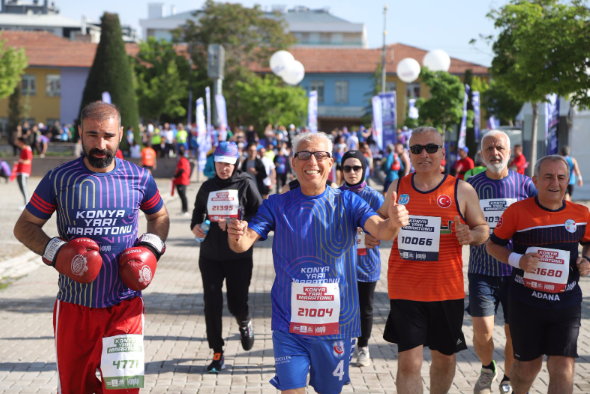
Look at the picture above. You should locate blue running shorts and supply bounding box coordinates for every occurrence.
[270,330,355,394]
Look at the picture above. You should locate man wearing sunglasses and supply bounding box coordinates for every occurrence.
[227,131,409,394]
[378,126,489,394]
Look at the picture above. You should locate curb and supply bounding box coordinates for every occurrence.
[0,251,43,281]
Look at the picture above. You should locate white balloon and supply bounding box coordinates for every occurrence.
[396,58,421,83]
[423,49,451,72]
[282,60,305,85]
[270,50,295,77]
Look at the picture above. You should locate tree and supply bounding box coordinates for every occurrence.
[485,0,590,174]
[481,80,524,126]
[415,67,472,133]
[0,34,28,100]
[234,74,307,130]
[130,37,190,123]
[79,12,140,146]
[178,0,296,126]
[8,84,22,133]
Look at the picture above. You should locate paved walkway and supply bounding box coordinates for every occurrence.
[1,177,590,393]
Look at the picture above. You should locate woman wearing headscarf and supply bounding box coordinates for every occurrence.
[339,150,385,367]
[191,141,263,373]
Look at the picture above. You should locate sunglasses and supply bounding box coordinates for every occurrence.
[294,151,331,161]
[409,144,443,154]
[343,165,363,173]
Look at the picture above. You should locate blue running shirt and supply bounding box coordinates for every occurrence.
[467,170,537,276]
[27,157,164,308]
[249,187,376,340]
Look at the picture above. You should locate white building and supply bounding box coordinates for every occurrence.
[139,3,367,48]
[0,0,138,43]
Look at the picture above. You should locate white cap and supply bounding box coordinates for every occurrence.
[214,155,238,164]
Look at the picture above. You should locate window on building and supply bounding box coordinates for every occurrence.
[335,81,349,104]
[385,81,397,93]
[406,83,421,98]
[46,74,61,97]
[310,80,325,103]
[309,32,320,44]
[22,75,36,95]
[332,33,343,44]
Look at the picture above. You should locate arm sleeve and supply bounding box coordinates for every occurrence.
[347,193,378,231]
[489,204,518,246]
[26,172,57,220]
[190,182,208,229]
[139,175,164,215]
[248,198,276,241]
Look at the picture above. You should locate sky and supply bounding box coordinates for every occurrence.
[53,0,510,67]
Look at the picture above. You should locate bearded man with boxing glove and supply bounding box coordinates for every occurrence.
[14,102,169,394]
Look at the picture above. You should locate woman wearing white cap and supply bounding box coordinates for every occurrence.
[190,141,263,373]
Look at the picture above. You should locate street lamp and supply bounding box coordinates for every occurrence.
[381,4,388,93]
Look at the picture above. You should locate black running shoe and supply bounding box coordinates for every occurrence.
[206,352,225,373]
[239,321,255,351]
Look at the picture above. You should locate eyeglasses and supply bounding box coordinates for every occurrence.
[294,151,331,161]
[409,144,443,154]
[343,165,362,173]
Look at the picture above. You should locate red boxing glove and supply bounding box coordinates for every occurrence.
[42,237,102,284]
[119,246,157,291]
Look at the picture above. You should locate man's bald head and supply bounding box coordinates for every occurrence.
[80,102,121,130]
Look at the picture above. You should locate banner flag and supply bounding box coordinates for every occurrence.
[472,91,480,141]
[308,91,318,133]
[378,91,396,149]
[545,94,559,155]
[458,84,470,149]
[215,94,228,129]
[196,98,209,172]
[371,95,383,150]
[408,98,419,119]
[102,92,111,104]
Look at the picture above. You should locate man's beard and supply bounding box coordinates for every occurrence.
[82,138,117,168]
[485,156,509,173]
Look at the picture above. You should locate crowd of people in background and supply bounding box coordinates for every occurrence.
[4,119,588,205]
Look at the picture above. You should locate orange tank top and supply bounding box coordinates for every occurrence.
[388,174,465,302]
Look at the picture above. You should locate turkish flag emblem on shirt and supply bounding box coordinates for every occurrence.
[437,194,452,208]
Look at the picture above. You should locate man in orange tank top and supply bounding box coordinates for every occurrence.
[377,126,489,394]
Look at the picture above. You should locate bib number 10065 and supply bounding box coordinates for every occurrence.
[400,236,433,246]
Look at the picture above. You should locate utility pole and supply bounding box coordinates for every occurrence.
[381,4,388,93]
[187,57,193,126]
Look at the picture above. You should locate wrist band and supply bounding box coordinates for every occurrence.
[508,252,522,269]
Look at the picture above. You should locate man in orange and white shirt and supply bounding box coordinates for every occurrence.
[378,126,489,393]
[487,155,590,394]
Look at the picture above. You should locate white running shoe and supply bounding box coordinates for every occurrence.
[499,380,513,394]
[357,346,371,367]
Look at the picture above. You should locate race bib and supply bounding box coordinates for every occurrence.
[207,189,239,222]
[480,198,517,233]
[397,216,441,261]
[290,282,340,336]
[357,228,366,256]
[101,334,145,390]
[523,247,570,293]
